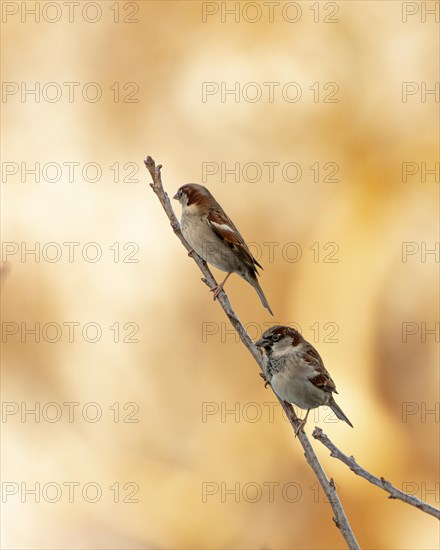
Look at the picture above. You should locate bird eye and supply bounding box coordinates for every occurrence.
[271,333,280,342]
[178,190,183,198]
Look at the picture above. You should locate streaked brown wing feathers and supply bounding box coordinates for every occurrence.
[207,209,259,272]
[303,345,338,394]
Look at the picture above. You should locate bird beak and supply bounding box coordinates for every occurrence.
[173,192,178,200]
[255,338,267,348]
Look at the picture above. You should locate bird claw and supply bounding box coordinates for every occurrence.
[294,419,306,437]
[259,372,271,388]
[210,273,231,301]
[293,408,310,437]
[211,283,224,301]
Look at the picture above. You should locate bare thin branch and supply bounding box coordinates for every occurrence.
[313,427,440,520]
[144,156,361,549]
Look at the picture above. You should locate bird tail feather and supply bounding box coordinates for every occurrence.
[329,397,353,428]
[253,279,273,316]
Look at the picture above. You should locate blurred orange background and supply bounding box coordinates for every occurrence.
[1,1,439,549]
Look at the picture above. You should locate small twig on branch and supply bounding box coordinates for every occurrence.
[313,427,440,520]
[144,156,360,550]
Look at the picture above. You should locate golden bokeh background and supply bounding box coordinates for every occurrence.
[2,1,439,548]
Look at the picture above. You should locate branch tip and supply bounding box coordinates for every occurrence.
[314,426,440,520]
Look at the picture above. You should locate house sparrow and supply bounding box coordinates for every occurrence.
[256,326,352,433]
[173,184,273,315]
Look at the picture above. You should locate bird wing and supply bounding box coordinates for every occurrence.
[303,345,338,394]
[207,209,262,272]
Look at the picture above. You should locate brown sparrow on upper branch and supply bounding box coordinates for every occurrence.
[173,184,273,315]
[256,326,352,433]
